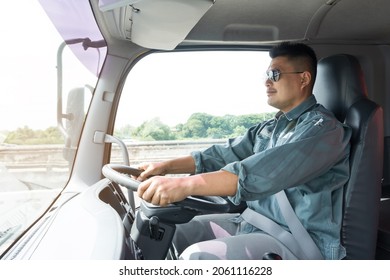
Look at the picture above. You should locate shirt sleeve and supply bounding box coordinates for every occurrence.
[224,115,351,204]
[191,123,264,174]
[192,111,351,204]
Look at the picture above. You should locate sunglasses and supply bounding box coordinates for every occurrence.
[266,69,304,82]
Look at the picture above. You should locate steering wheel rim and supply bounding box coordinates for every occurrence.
[102,164,142,191]
[102,163,230,213]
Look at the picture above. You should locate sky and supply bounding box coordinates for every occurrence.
[0,1,93,131]
[116,51,274,128]
[0,1,275,133]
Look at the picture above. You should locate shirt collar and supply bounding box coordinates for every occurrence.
[275,95,317,121]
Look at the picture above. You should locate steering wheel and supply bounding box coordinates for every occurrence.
[102,163,230,213]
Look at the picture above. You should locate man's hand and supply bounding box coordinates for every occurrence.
[136,162,167,181]
[137,176,190,206]
[137,170,238,207]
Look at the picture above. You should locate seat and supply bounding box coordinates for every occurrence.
[313,54,384,259]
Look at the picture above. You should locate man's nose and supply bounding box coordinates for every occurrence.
[264,77,272,86]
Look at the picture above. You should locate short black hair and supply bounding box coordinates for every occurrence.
[269,42,317,85]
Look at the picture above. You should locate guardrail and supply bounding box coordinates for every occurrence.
[0,139,225,171]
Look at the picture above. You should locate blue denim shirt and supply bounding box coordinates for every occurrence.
[191,95,352,259]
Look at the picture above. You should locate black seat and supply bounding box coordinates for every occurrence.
[313,54,384,259]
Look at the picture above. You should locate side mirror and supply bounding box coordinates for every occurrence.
[59,86,92,163]
[63,87,84,162]
[55,40,103,165]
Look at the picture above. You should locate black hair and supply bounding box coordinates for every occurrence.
[269,42,317,84]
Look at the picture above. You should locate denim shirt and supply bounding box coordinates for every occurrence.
[191,95,352,259]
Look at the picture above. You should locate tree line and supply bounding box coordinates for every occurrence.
[2,112,275,144]
[2,126,63,145]
[115,112,275,141]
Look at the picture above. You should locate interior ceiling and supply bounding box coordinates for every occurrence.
[185,0,323,43]
[183,0,390,45]
[317,0,390,42]
[95,0,390,50]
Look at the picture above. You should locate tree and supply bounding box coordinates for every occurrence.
[231,125,247,137]
[209,115,234,137]
[114,124,135,139]
[180,113,213,138]
[4,126,63,145]
[2,112,277,144]
[132,118,176,141]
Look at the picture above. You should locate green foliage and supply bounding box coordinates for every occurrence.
[180,113,213,138]
[116,112,275,141]
[114,124,135,139]
[4,126,64,145]
[177,112,275,139]
[132,118,176,141]
[4,112,276,144]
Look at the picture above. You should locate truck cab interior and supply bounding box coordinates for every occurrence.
[1,0,390,260]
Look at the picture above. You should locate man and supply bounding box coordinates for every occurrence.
[136,42,351,260]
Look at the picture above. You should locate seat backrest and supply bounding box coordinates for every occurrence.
[313,54,384,259]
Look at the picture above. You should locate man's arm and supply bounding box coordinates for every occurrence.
[137,155,196,181]
[137,170,238,206]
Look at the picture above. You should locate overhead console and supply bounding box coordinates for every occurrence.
[99,0,215,50]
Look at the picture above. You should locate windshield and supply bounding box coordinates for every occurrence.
[0,1,104,255]
[113,51,276,190]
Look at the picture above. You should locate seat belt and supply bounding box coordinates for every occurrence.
[241,207,308,258]
[275,190,324,259]
[241,190,324,259]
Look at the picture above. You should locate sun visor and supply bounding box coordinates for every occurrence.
[100,0,214,50]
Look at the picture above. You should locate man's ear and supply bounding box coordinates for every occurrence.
[301,71,312,87]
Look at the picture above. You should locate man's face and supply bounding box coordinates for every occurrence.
[265,56,307,113]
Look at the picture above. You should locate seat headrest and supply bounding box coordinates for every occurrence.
[313,54,368,122]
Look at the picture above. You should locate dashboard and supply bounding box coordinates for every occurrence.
[4,179,132,260]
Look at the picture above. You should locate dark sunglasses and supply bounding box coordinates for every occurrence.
[266,69,304,82]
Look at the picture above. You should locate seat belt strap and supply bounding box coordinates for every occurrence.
[241,207,307,259]
[275,190,324,259]
[240,191,324,259]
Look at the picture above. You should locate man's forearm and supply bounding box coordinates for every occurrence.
[164,155,196,175]
[186,170,238,197]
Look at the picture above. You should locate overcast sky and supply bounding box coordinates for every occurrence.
[0,1,89,131]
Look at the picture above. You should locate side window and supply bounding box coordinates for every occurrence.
[0,2,97,255]
[113,51,276,165]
